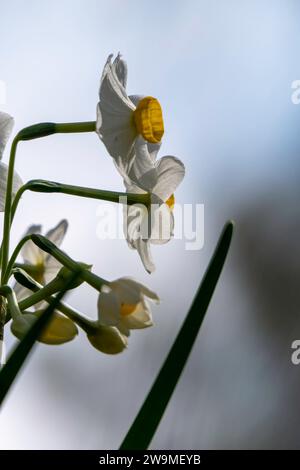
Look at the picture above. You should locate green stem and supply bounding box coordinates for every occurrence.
[52,301,94,332]
[31,235,106,292]
[0,286,23,321]
[10,184,27,224]
[0,121,96,280]
[1,137,19,280]
[54,122,96,134]
[23,180,149,205]
[18,278,66,311]
[8,181,149,237]
[3,236,32,284]
[6,269,93,332]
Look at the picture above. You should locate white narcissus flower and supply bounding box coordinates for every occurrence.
[116,141,185,273]
[96,53,163,166]
[12,219,79,345]
[14,219,69,301]
[0,112,23,211]
[97,277,159,337]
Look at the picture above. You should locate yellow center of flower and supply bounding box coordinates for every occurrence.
[166,194,175,210]
[133,96,164,144]
[120,303,137,317]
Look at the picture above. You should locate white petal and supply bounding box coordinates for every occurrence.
[150,204,174,245]
[0,112,14,159]
[121,301,153,330]
[97,55,136,161]
[112,53,128,88]
[147,142,161,162]
[45,219,68,247]
[96,104,136,162]
[117,277,159,302]
[125,204,149,243]
[43,257,62,284]
[13,282,32,303]
[122,204,156,273]
[152,156,185,204]
[20,224,43,264]
[110,278,142,305]
[113,156,136,189]
[127,137,158,190]
[43,220,67,266]
[97,290,120,326]
[135,237,155,273]
[0,162,23,211]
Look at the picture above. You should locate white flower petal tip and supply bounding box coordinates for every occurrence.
[97,277,159,335]
[113,52,128,88]
[87,325,128,354]
[45,219,68,246]
[0,111,14,159]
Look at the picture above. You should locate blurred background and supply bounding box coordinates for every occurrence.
[0,0,300,449]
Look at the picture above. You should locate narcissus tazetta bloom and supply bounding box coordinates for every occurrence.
[97,277,159,337]
[96,54,164,166]
[116,142,185,273]
[12,219,79,345]
[0,112,23,211]
[15,219,69,301]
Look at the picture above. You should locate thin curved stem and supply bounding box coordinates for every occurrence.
[1,120,96,277]
[2,235,32,284]
[1,137,19,280]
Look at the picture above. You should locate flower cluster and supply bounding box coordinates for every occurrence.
[0,54,184,355]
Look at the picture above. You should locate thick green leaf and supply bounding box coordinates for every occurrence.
[120,221,234,450]
[0,272,79,407]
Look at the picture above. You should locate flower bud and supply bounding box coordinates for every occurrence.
[11,311,78,345]
[87,325,127,354]
[11,314,37,340]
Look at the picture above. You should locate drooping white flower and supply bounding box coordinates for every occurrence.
[0,112,23,211]
[96,54,163,166]
[97,277,159,337]
[14,219,69,302]
[116,141,185,273]
[11,310,78,345]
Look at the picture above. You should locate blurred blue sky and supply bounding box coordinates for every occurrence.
[1,0,300,449]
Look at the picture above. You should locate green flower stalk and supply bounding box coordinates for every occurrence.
[0,121,96,280]
[30,234,106,292]
[10,179,150,225]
